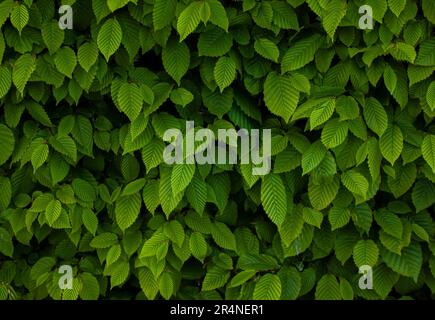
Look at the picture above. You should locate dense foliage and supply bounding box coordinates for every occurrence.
[0,0,434,300]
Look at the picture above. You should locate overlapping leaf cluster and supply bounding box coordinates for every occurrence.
[0,0,434,300]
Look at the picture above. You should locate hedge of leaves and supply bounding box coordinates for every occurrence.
[0,0,435,300]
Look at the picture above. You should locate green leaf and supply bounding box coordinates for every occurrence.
[12,53,36,95]
[106,0,129,12]
[92,0,111,23]
[261,173,287,227]
[153,0,177,31]
[54,47,77,78]
[423,0,435,24]
[90,233,118,249]
[373,264,400,299]
[202,267,230,291]
[159,166,183,217]
[30,257,56,280]
[0,124,15,166]
[82,208,98,236]
[210,221,236,251]
[0,1,14,28]
[97,18,122,61]
[110,261,129,289]
[45,199,62,226]
[315,274,341,300]
[337,231,357,267]
[412,179,435,212]
[339,278,353,300]
[363,97,388,137]
[238,256,276,272]
[140,230,168,258]
[122,179,146,196]
[170,88,194,107]
[253,274,281,300]
[159,273,174,300]
[422,135,435,172]
[41,21,64,54]
[10,4,28,34]
[162,38,190,85]
[415,40,435,66]
[229,270,257,288]
[321,118,348,149]
[78,42,99,72]
[142,180,160,214]
[31,144,49,172]
[0,228,12,257]
[310,98,336,130]
[384,65,397,95]
[138,268,159,299]
[329,207,351,231]
[388,0,406,17]
[302,141,327,175]
[200,1,211,23]
[186,173,207,215]
[381,242,422,282]
[207,0,229,31]
[51,135,77,162]
[341,170,369,197]
[214,56,236,92]
[322,0,347,39]
[388,43,416,63]
[106,244,122,266]
[353,240,379,267]
[198,26,232,57]
[271,1,299,30]
[408,65,434,86]
[177,1,203,41]
[79,273,100,300]
[308,176,340,210]
[282,34,322,72]
[240,163,260,188]
[278,267,301,300]
[202,86,233,118]
[142,138,165,172]
[72,178,96,202]
[26,101,53,127]
[118,82,143,121]
[412,223,429,242]
[171,163,195,196]
[302,207,323,228]
[426,81,435,111]
[0,66,11,98]
[374,210,403,239]
[387,163,416,198]
[189,232,208,262]
[0,177,11,210]
[279,206,304,247]
[264,72,299,122]
[50,154,69,185]
[115,193,141,231]
[254,38,279,62]
[163,220,185,247]
[379,125,403,165]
